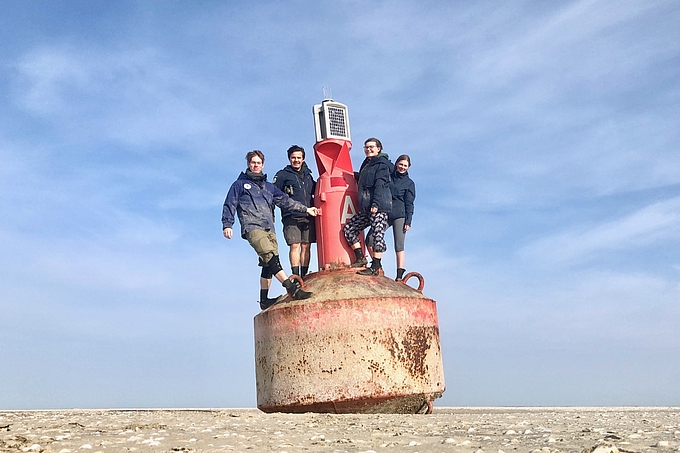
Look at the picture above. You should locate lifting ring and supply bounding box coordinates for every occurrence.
[401,272,425,293]
[288,274,307,289]
[416,399,434,414]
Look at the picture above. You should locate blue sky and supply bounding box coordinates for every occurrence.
[1,0,679,409]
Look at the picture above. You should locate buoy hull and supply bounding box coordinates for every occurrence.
[254,269,445,413]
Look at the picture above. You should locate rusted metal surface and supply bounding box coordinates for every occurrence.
[254,269,445,414]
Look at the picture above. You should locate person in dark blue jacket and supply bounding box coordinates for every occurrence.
[273,145,316,278]
[222,150,318,310]
[389,154,416,281]
[342,137,393,276]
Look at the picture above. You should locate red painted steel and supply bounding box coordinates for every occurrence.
[251,106,446,414]
[313,138,363,269]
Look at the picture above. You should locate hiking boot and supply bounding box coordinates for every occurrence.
[259,297,279,310]
[289,285,312,300]
[284,280,312,300]
[349,257,368,268]
[357,266,382,276]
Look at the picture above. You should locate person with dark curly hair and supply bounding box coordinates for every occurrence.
[273,145,316,278]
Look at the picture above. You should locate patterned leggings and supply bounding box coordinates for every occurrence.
[343,210,389,253]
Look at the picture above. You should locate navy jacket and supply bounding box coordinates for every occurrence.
[222,171,308,238]
[389,169,416,225]
[356,153,392,212]
[272,163,315,221]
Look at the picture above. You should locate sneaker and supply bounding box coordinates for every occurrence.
[349,257,368,268]
[357,266,382,276]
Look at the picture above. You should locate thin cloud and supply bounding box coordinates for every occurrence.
[519,196,680,265]
[14,46,221,149]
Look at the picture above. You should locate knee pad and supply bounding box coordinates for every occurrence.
[266,255,283,276]
[260,265,273,279]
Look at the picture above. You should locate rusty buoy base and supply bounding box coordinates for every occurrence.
[254,268,445,414]
[259,392,438,414]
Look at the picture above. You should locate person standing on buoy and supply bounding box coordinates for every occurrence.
[272,145,316,278]
[388,154,416,281]
[222,150,319,310]
[342,138,393,276]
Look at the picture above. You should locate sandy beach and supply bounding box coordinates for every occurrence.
[1,407,678,452]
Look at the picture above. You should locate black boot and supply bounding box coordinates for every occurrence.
[358,258,382,276]
[283,279,312,300]
[259,289,279,310]
[291,266,301,276]
[395,268,406,281]
[349,248,368,268]
[301,266,309,277]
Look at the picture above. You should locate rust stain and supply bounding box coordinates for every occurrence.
[254,276,445,413]
[320,366,343,374]
[383,326,439,379]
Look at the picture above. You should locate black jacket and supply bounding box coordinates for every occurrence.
[389,169,416,225]
[356,153,392,213]
[272,163,316,221]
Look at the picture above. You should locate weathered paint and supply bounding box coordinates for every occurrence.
[254,268,445,413]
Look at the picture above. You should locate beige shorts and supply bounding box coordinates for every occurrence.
[245,229,279,264]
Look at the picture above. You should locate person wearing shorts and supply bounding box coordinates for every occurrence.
[222,150,318,310]
[273,145,316,277]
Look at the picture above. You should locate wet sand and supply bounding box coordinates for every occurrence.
[1,407,678,452]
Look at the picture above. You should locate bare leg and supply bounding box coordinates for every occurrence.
[289,243,301,267]
[273,270,289,283]
[396,250,405,269]
[260,277,272,290]
[300,243,311,267]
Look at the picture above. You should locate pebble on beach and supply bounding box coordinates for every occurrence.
[0,407,678,453]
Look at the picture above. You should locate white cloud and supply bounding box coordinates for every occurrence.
[2,0,680,408]
[14,46,223,151]
[520,196,680,265]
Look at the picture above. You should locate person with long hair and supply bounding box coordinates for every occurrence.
[389,154,416,281]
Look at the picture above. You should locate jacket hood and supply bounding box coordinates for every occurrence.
[364,153,390,167]
[373,152,390,162]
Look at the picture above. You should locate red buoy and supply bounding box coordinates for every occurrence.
[255,269,445,413]
[252,98,445,413]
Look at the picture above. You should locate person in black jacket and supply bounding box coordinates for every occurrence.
[342,137,392,276]
[273,145,316,277]
[389,154,416,281]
